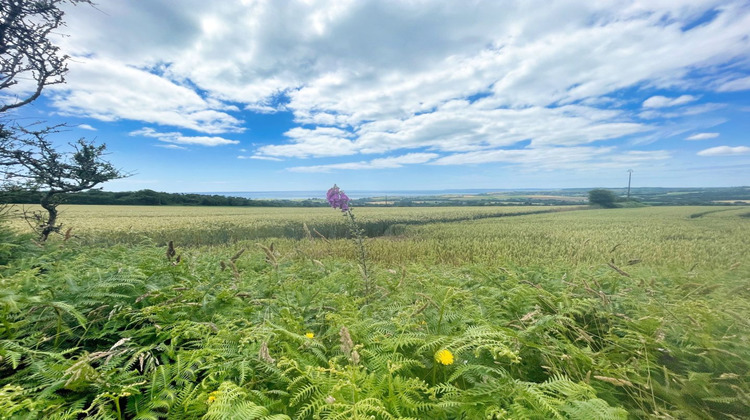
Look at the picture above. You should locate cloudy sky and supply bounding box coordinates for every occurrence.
[6,0,750,192]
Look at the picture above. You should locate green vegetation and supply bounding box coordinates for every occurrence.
[625,186,750,205]
[0,189,302,208]
[587,189,618,208]
[1,205,749,419]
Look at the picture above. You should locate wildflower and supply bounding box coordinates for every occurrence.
[326,184,351,212]
[435,349,454,365]
[325,395,336,404]
[305,332,315,339]
[326,184,370,296]
[339,192,350,211]
[207,391,219,403]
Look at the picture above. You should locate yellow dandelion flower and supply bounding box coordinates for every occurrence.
[435,349,454,365]
[305,332,315,339]
[207,391,219,403]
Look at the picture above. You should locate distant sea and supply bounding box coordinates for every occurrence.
[198,189,524,200]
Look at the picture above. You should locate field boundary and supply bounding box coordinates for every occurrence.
[688,208,738,218]
[371,206,588,237]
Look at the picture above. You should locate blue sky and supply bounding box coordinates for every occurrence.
[4,0,750,193]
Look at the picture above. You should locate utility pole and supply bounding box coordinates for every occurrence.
[627,169,633,199]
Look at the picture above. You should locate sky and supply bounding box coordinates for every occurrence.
[4,0,750,193]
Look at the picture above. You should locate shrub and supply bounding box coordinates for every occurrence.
[588,189,618,208]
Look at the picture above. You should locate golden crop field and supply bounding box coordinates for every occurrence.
[7,205,748,272]
[368,205,750,269]
[6,204,574,246]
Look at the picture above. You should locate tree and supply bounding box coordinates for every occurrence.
[1,0,124,240]
[1,124,125,240]
[588,189,618,208]
[1,0,89,113]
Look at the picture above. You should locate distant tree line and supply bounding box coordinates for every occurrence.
[0,189,329,207]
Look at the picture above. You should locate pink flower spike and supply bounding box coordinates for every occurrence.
[326,184,351,211]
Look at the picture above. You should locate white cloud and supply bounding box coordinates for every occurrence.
[258,126,358,158]
[77,124,97,131]
[638,103,726,119]
[46,0,750,166]
[432,147,607,167]
[686,132,720,140]
[256,104,647,159]
[697,146,750,156]
[642,95,699,108]
[277,2,750,127]
[156,144,187,150]
[432,147,669,171]
[716,75,750,92]
[629,117,727,145]
[50,58,244,134]
[131,127,239,146]
[289,153,439,172]
[239,155,282,161]
[245,103,284,114]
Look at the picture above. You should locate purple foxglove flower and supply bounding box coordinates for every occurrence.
[339,192,350,211]
[327,184,339,204]
[326,184,351,211]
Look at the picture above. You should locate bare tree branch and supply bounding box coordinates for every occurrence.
[1,0,91,113]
